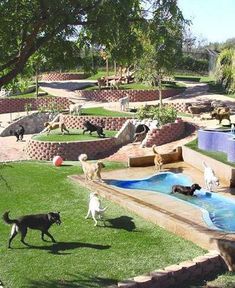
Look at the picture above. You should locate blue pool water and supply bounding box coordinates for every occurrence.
[107,172,235,233]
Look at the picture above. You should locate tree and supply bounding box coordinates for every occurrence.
[135,0,187,107]
[215,48,235,93]
[0,0,143,88]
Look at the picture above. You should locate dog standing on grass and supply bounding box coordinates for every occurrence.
[152,145,163,171]
[85,192,107,226]
[78,154,105,181]
[2,211,61,248]
[203,161,220,192]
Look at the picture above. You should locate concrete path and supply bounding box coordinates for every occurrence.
[39,80,97,103]
[0,134,31,162]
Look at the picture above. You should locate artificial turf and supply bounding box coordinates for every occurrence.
[33,129,117,142]
[0,161,205,287]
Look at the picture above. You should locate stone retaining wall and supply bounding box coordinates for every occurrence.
[76,89,181,102]
[117,251,226,288]
[41,72,87,81]
[0,97,70,114]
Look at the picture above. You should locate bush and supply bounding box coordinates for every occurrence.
[136,105,177,126]
[176,55,208,74]
[215,48,235,93]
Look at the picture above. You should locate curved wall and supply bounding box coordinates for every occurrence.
[0,97,70,114]
[25,137,118,161]
[198,129,235,162]
[41,73,87,81]
[76,89,181,102]
[145,118,186,147]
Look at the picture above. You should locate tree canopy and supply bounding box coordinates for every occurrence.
[0,0,187,88]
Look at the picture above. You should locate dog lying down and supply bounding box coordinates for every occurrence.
[85,192,107,226]
[2,211,61,248]
[78,154,105,181]
[171,183,201,196]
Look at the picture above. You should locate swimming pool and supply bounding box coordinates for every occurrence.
[107,172,235,233]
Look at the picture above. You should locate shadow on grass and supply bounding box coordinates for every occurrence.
[28,273,117,288]
[14,241,111,255]
[105,216,136,232]
[0,163,13,191]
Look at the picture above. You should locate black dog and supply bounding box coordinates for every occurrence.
[171,183,201,196]
[83,121,105,138]
[10,125,25,142]
[3,211,61,248]
[133,124,150,142]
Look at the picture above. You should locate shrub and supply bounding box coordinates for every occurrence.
[136,105,177,126]
[215,48,235,93]
[176,55,208,74]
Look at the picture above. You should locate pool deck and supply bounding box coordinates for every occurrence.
[69,161,235,251]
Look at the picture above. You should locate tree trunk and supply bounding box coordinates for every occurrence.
[158,77,163,108]
[35,68,39,97]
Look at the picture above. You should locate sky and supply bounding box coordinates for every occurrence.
[178,0,235,44]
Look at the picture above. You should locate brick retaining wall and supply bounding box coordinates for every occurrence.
[41,72,87,81]
[60,114,130,131]
[25,137,119,161]
[0,97,70,114]
[144,118,186,147]
[76,89,182,102]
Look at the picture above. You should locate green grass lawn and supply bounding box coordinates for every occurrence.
[87,71,115,80]
[185,138,235,168]
[0,161,205,288]
[206,272,235,288]
[33,129,117,142]
[10,88,52,99]
[81,107,133,117]
[82,81,186,91]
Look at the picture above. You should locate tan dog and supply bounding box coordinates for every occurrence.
[152,145,163,171]
[78,154,105,181]
[44,121,70,135]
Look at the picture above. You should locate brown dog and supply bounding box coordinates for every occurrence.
[152,145,163,171]
[44,121,70,135]
[211,107,231,124]
[78,154,105,181]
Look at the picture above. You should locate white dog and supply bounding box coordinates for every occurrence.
[69,103,83,115]
[85,192,107,226]
[203,161,220,191]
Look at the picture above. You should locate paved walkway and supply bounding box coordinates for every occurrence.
[1,80,235,162]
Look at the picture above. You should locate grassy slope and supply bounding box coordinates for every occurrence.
[0,162,204,288]
[33,129,117,142]
[81,107,133,117]
[185,138,235,168]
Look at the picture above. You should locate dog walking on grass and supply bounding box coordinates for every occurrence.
[2,211,61,248]
[85,192,107,226]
